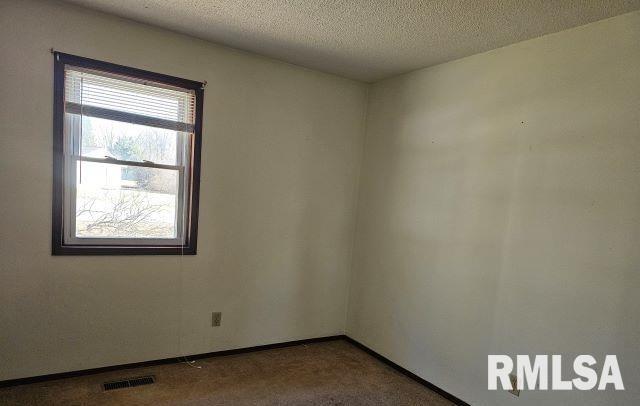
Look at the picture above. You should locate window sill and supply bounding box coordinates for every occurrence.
[52,244,197,255]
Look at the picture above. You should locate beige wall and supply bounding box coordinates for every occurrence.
[347,11,640,406]
[0,0,367,380]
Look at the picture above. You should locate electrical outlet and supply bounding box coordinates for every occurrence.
[509,373,520,397]
[212,312,222,327]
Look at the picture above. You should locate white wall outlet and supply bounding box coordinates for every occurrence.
[212,312,222,327]
[509,373,520,397]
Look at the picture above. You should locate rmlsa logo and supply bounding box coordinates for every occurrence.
[488,355,624,391]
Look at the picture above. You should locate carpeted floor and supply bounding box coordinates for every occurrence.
[0,339,454,405]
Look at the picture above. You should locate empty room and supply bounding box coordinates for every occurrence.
[1,0,638,405]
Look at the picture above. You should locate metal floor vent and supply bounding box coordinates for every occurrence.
[103,375,155,391]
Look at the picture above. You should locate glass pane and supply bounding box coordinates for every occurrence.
[77,115,189,165]
[75,161,181,239]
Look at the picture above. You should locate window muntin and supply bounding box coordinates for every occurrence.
[52,53,203,254]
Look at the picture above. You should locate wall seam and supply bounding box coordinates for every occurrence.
[341,82,372,334]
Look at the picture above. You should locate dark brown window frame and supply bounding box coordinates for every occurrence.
[52,52,203,255]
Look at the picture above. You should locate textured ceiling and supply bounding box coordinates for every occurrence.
[62,0,640,82]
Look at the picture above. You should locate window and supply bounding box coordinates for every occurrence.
[52,53,203,255]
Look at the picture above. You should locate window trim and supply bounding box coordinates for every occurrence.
[52,52,203,255]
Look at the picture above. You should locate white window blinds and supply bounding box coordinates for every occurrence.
[64,67,196,132]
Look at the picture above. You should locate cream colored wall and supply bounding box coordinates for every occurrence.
[347,11,640,406]
[0,0,367,380]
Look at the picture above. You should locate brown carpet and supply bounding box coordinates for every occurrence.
[0,340,454,405]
